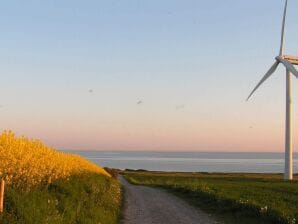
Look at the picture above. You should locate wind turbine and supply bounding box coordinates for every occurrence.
[247,0,298,180]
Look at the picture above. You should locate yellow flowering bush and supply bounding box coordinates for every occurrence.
[0,131,110,188]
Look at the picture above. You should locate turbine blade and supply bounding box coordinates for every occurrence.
[276,56,298,78]
[246,61,280,101]
[279,0,288,56]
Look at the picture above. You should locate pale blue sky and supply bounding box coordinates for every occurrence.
[0,0,298,151]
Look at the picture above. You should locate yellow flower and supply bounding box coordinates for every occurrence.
[0,131,110,188]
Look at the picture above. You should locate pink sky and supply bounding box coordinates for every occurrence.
[1,1,298,152]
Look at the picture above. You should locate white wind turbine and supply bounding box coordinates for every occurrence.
[247,0,298,180]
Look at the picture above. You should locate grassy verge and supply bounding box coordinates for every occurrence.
[1,172,122,224]
[124,171,298,224]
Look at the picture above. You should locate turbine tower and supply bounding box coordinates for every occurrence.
[247,0,298,180]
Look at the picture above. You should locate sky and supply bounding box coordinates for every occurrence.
[1,0,298,152]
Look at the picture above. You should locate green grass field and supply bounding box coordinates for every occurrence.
[124,171,298,224]
[1,173,122,224]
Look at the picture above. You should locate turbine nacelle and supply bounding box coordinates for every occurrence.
[282,55,298,65]
[275,56,298,78]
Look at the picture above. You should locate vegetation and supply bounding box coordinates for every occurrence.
[0,131,109,188]
[2,173,121,224]
[124,171,298,224]
[104,167,121,179]
[0,131,121,223]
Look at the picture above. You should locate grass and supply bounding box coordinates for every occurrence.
[124,171,298,224]
[1,173,122,224]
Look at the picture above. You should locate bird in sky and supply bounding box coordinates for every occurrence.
[175,105,185,110]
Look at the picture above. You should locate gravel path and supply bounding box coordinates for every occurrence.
[120,176,219,224]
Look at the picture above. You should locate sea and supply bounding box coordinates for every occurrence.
[67,151,298,173]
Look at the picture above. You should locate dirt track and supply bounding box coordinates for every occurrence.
[120,176,219,224]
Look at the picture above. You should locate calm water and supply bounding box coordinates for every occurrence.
[68,151,298,173]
